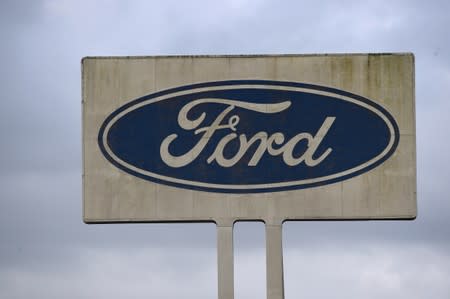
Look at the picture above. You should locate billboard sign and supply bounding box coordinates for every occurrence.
[83,54,416,223]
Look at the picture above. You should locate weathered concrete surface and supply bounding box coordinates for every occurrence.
[266,223,284,299]
[83,54,416,224]
[217,221,234,299]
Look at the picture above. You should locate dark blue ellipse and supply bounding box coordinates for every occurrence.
[98,80,399,193]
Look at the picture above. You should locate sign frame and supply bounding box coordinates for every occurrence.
[82,53,416,224]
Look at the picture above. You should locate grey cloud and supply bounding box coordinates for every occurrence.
[0,247,217,299]
[284,244,450,299]
[0,0,43,27]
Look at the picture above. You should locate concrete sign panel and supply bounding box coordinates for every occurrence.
[82,54,416,223]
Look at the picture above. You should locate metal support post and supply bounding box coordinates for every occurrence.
[217,222,234,299]
[266,223,284,299]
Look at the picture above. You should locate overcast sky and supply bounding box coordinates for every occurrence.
[1,0,449,298]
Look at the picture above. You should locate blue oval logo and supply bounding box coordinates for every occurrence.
[98,80,399,193]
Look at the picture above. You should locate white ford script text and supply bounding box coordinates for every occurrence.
[160,99,335,168]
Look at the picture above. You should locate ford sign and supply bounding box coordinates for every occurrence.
[98,80,399,193]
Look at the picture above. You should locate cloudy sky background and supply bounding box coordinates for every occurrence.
[1,0,449,298]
